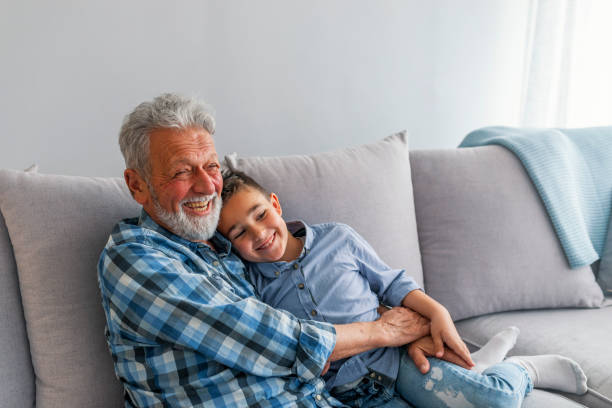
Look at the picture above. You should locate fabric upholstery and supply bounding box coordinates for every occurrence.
[0,210,35,408]
[456,306,612,408]
[596,213,612,294]
[0,169,140,408]
[410,146,604,321]
[224,131,424,286]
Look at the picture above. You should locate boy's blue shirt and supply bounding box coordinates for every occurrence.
[247,221,421,390]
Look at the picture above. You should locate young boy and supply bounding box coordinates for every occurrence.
[217,169,588,407]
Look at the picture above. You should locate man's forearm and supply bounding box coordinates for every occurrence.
[329,321,382,361]
[329,307,430,362]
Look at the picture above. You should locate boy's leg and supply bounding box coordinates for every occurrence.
[471,326,520,373]
[505,355,588,394]
[396,351,532,408]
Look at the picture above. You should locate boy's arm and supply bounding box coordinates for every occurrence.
[401,290,473,367]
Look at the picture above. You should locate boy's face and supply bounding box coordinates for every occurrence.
[218,187,291,263]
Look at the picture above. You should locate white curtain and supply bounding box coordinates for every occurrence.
[520,0,612,128]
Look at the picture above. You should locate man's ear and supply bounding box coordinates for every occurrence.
[124,169,150,206]
[270,193,282,216]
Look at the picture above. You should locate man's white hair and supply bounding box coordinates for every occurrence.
[118,93,216,180]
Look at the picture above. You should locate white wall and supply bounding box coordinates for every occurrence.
[0,0,529,177]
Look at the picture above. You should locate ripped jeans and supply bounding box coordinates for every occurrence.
[396,351,534,408]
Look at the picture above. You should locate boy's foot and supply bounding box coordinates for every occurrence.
[471,326,520,373]
[506,355,588,394]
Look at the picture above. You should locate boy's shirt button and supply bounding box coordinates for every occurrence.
[274,271,280,277]
[212,261,220,267]
[311,310,317,316]
[297,283,305,289]
[293,263,299,270]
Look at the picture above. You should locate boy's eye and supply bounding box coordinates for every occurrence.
[256,210,267,221]
[233,230,245,240]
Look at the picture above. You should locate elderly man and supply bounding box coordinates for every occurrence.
[97,93,432,407]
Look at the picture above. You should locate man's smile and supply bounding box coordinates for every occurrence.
[182,199,212,214]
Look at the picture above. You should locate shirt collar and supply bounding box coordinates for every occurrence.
[138,208,232,256]
[250,220,313,277]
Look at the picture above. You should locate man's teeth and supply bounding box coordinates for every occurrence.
[183,201,210,211]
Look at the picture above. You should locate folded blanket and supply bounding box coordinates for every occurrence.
[460,126,612,268]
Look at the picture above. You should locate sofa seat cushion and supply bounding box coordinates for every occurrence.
[456,304,612,408]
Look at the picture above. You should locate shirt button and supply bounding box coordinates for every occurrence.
[315,394,322,401]
[298,283,305,289]
[378,375,382,381]
[275,271,280,277]
[293,263,299,270]
[212,261,220,267]
[311,310,317,316]
[370,373,376,378]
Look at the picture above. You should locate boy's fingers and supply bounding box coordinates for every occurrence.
[433,335,444,358]
[439,349,471,370]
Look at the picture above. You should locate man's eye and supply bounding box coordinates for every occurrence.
[256,210,267,220]
[174,170,189,177]
[208,163,220,172]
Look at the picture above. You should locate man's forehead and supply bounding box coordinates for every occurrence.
[149,128,218,164]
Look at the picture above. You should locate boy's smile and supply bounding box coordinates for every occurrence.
[218,187,303,263]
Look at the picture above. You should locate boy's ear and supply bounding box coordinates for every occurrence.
[124,168,150,206]
[270,193,282,216]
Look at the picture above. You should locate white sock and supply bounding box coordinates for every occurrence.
[471,326,520,373]
[506,355,588,395]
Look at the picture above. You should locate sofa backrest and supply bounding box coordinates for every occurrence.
[0,210,35,408]
[0,170,139,408]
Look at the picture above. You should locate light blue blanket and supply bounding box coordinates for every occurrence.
[460,126,612,268]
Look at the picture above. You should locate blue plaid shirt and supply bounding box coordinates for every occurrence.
[98,210,340,407]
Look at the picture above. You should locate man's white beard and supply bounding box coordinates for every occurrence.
[152,192,222,242]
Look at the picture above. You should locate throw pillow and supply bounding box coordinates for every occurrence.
[0,169,140,408]
[410,146,604,321]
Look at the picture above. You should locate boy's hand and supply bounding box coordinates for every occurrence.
[408,335,472,374]
[430,309,474,368]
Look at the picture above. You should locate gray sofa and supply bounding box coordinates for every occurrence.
[1,132,610,407]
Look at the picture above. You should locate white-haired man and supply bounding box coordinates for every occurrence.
[97,93,432,407]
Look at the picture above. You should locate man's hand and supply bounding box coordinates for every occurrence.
[408,335,473,374]
[375,307,430,348]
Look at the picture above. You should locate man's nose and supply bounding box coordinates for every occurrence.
[192,168,216,195]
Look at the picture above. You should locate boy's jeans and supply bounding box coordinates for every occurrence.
[395,351,533,408]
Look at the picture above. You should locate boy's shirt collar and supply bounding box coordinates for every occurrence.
[251,220,312,278]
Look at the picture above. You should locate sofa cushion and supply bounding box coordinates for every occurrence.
[523,390,588,407]
[456,305,612,408]
[410,146,604,321]
[0,210,35,408]
[0,169,140,408]
[596,212,612,294]
[224,131,424,286]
